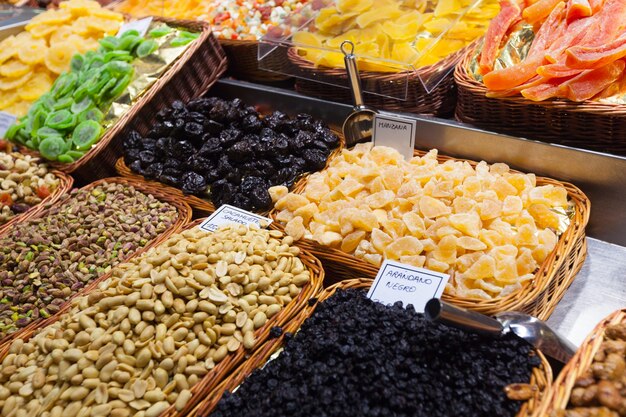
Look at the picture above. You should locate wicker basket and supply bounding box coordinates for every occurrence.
[288,44,470,116]
[115,129,346,215]
[455,47,626,156]
[0,217,325,417]
[194,278,552,417]
[537,309,626,417]
[270,149,590,320]
[220,38,292,83]
[18,17,227,183]
[0,176,192,346]
[0,168,73,237]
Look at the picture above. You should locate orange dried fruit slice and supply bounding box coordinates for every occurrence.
[18,72,54,101]
[0,59,31,78]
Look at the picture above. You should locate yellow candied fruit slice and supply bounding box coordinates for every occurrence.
[0,71,33,91]
[27,24,58,39]
[292,32,325,48]
[26,9,72,29]
[0,36,16,65]
[17,38,48,65]
[0,90,19,110]
[356,5,402,28]
[341,230,367,253]
[49,26,75,45]
[337,0,374,13]
[18,71,54,102]
[0,59,31,78]
[3,100,31,117]
[44,42,76,74]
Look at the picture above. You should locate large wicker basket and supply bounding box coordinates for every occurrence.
[0,176,192,346]
[0,168,73,237]
[19,17,227,183]
[455,47,626,156]
[115,129,345,215]
[220,38,292,83]
[270,149,590,320]
[194,278,552,417]
[537,309,626,417]
[288,44,471,116]
[0,217,325,417]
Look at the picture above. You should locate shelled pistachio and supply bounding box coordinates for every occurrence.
[0,225,310,417]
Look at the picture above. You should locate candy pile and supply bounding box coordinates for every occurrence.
[292,0,500,71]
[271,144,569,300]
[0,0,123,116]
[0,152,60,225]
[479,0,626,102]
[124,97,339,212]
[209,288,540,417]
[0,181,178,338]
[115,0,308,40]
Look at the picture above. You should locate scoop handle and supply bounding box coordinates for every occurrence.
[425,298,504,337]
[341,41,365,108]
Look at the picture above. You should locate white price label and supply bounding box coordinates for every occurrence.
[117,17,153,38]
[372,113,416,160]
[367,260,449,312]
[0,112,17,138]
[198,204,272,233]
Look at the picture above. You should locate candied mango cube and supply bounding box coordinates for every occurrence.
[285,217,306,241]
[465,255,496,279]
[341,230,367,253]
[400,255,426,267]
[449,212,481,238]
[528,203,561,230]
[384,236,424,258]
[269,186,289,203]
[419,196,451,218]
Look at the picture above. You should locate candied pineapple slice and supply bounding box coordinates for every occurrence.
[17,38,47,65]
[337,0,374,13]
[18,72,54,101]
[0,72,32,91]
[44,42,76,74]
[0,60,31,78]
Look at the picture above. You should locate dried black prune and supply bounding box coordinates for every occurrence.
[210,179,235,206]
[173,140,195,160]
[148,121,173,138]
[311,140,330,153]
[143,162,163,178]
[198,137,222,158]
[184,122,204,143]
[171,100,185,111]
[138,150,155,166]
[124,149,140,165]
[227,141,253,162]
[231,194,251,211]
[250,187,271,209]
[181,171,207,194]
[220,128,242,148]
[240,176,268,196]
[186,112,206,125]
[186,155,213,172]
[163,168,182,178]
[123,130,143,150]
[303,149,327,171]
[129,160,144,175]
[241,114,263,133]
[142,138,156,152]
[204,120,224,136]
[159,174,180,187]
[163,158,181,169]
[319,129,340,146]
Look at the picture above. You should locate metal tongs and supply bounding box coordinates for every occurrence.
[424,299,577,363]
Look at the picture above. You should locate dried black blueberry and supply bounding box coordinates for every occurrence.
[171,100,185,111]
[123,130,143,150]
[181,171,207,194]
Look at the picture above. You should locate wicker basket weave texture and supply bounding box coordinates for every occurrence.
[193,278,553,417]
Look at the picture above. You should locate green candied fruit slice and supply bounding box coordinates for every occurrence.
[39,136,68,161]
[45,110,76,130]
[95,78,118,103]
[70,54,83,72]
[25,109,47,136]
[72,120,102,151]
[66,150,85,159]
[104,50,132,63]
[52,73,78,99]
[87,72,113,97]
[4,121,23,140]
[99,36,120,51]
[35,127,62,140]
[70,97,94,114]
[179,30,199,39]
[78,107,104,123]
[118,35,142,52]
[52,97,74,111]
[106,60,133,77]
[121,29,140,38]
[136,39,158,58]
[148,26,172,38]
[107,71,133,99]
[56,154,74,163]
[170,37,194,47]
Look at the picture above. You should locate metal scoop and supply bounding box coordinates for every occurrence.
[340,41,377,147]
[424,298,577,363]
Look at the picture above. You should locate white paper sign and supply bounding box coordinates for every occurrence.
[372,113,416,160]
[117,17,153,38]
[198,204,272,233]
[0,112,17,138]
[367,260,449,312]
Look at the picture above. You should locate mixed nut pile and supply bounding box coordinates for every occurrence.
[0,152,60,225]
[0,224,309,417]
[123,97,339,212]
[209,288,540,417]
[0,182,178,339]
[560,322,626,417]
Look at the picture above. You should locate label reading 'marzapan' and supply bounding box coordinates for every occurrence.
[198,204,272,233]
[367,260,449,312]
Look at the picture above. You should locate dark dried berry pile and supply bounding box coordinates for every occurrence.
[123,97,339,211]
[209,289,540,417]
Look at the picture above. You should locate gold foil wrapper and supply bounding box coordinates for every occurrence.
[102,22,196,129]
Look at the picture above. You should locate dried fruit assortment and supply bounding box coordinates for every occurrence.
[478,0,626,102]
[558,322,626,417]
[209,288,540,417]
[0,0,123,116]
[114,0,308,40]
[0,152,60,225]
[6,29,165,163]
[123,97,339,212]
[290,0,500,71]
[0,224,310,416]
[0,181,179,339]
[271,144,569,300]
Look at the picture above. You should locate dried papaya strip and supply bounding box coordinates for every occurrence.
[572,0,626,48]
[543,14,596,62]
[588,0,605,13]
[483,55,546,90]
[537,62,583,78]
[485,75,545,97]
[527,2,566,58]
[479,0,522,74]
[566,0,591,22]
[561,60,625,101]
[521,78,568,100]
[522,0,563,24]
[566,33,626,69]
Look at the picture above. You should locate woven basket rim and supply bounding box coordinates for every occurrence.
[14,17,215,173]
[0,216,325,417]
[537,308,626,417]
[270,148,591,316]
[455,45,626,115]
[0,167,73,238]
[195,278,552,417]
[0,176,192,346]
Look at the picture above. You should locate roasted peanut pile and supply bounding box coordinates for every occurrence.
[0,152,60,224]
[560,323,626,417]
[0,225,310,417]
[271,144,570,300]
[0,182,178,339]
